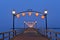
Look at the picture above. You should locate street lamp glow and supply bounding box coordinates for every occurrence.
[44,10,48,14]
[12,10,16,14]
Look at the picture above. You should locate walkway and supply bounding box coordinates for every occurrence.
[11,28,50,40]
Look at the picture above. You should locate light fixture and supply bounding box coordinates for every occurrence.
[35,12,39,16]
[41,15,45,19]
[44,10,48,14]
[22,12,25,16]
[12,10,16,14]
[16,14,20,18]
[28,12,32,16]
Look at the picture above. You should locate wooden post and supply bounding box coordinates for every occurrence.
[2,33,4,40]
[15,30,16,36]
[9,32,10,40]
[55,33,57,40]
[50,32,52,40]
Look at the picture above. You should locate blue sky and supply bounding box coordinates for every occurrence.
[0,0,60,32]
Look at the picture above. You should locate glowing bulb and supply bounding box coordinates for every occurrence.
[16,14,20,18]
[35,13,39,16]
[22,13,25,16]
[41,15,45,19]
[28,12,32,16]
[44,10,48,14]
[12,10,16,14]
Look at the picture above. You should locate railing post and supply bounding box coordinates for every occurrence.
[13,31,14,37]
[45,30,47,36]
[15,30,16,36]
[50,32,52,40]
[9,32,10,40]
[44,30,48,36]
[55,33,57,40]
[2,33,4,40]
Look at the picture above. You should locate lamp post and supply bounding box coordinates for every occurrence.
[12,10,16,37]
[44,10,48,36]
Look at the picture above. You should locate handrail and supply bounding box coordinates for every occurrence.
[44,30,60,40]
[37,29,60,40]
[0,30,16,40]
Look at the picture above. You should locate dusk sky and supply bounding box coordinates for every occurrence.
[0,0,60,32]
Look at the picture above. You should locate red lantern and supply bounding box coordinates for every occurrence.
[35,13,39,16]
[22,13,25,16]
[41,15,45,19]
[16,14,20,18]
[28,12,32,16]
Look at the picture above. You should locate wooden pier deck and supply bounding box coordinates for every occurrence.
[11,28,50,40]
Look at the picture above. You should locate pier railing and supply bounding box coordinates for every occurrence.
[39,29,60,40]
[0,28,25,40]
[0,28,60,40]
[0,30,16,40]
[46,30,60,40]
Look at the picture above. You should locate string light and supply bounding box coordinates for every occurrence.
[16,14,20,18]
[22,13,25,16]
[41,15,45,19]
[28,12,32,16]
[35,12,39,16]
